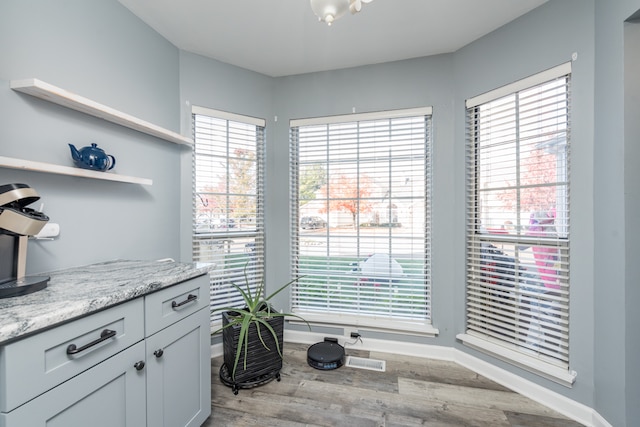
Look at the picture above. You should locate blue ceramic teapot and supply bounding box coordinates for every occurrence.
[68,143,116,172]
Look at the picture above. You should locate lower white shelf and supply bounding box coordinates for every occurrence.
[0,156,153,185]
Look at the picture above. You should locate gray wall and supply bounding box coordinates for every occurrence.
[268,56,456,341]
[176,51,275,264]
[0,0,183,273]
[600,1,640,425]
[267,0,637,423]
[268,0,599,410]
[2,0,638,424]
[625,18,640,427]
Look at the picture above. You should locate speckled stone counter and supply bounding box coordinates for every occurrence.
[0,259,211,345]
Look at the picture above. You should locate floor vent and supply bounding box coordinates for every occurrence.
[345,356,386,372]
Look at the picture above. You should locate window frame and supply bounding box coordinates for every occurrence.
[458,62,576,386]
[191,105,266,329]
[289,107,437,336]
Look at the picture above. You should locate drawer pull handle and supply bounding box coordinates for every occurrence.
[134,361,145,371]
[171,293,197,309]
[154,349,164,358]
[67,329,116,355]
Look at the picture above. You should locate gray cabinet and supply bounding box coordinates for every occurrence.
[146,309,211,427]
[144,275,211,427]
[0,274,211,427]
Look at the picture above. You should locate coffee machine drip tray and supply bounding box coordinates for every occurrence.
[0,276,49,299]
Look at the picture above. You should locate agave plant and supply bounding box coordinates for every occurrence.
[213,264,309,381]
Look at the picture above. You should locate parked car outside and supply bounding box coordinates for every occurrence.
[195,216,215,233]
[300,216,326,229]
[217,217,235,229]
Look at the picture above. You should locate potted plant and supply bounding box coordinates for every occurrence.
[212,265,309,394]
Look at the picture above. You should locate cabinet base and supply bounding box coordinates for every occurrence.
[219,363,280,395]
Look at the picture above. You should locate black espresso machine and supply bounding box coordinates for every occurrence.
[0,183,50,298]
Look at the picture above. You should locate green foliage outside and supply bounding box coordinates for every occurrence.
[295,255,428,319]
[299,164,326,204]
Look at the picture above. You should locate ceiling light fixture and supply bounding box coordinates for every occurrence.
[310,0,373,26]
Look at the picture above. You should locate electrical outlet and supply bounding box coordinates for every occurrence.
[345,328,359,339]
[34,223,60,239]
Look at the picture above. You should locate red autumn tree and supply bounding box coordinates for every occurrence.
[497,148,557,213]
[195,148,257,224]
[319,174,374,227]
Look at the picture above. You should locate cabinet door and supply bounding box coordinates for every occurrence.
[0,341,146,427]
[145,308,211,427]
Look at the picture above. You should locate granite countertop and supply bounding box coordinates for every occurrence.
[0,259,211,345]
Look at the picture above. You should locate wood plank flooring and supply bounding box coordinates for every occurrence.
[202,343,585,427]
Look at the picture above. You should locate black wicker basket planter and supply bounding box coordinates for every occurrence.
[220,309,284,394]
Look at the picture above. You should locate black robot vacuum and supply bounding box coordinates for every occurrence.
[307,338,345,370]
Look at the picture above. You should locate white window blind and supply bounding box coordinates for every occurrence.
[462,64,572,381]
[192,106,266,326]
[289,108,433,333]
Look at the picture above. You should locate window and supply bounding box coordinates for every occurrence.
[459,63,574,385]
[191,106,266,326]
[289,108,435,334]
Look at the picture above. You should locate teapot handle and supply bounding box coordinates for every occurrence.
[107,155,116,170]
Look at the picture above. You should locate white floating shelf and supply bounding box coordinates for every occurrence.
[0,156,153,186]
[11,78,192,146]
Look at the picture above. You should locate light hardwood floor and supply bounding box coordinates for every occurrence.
[203,343,585,427]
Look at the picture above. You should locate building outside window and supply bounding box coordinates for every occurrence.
[459,63,574,385]
[289,108,435,335]
[191,106,266,326]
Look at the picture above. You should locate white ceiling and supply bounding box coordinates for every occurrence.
[118,0,548,77]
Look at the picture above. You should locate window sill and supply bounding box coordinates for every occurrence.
[456,333,577,387]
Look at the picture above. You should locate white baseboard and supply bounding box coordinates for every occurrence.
[284,329,455,360]
[211,341,223,358]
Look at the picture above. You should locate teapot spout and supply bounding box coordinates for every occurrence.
[68,143,81,161]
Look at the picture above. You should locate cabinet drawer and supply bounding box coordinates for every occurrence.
[144,274,209,337]
[0,298,144,413]
[0,341,146,427]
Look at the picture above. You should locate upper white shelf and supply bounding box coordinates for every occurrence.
[0,156,153,186]
[11,78,192,146]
